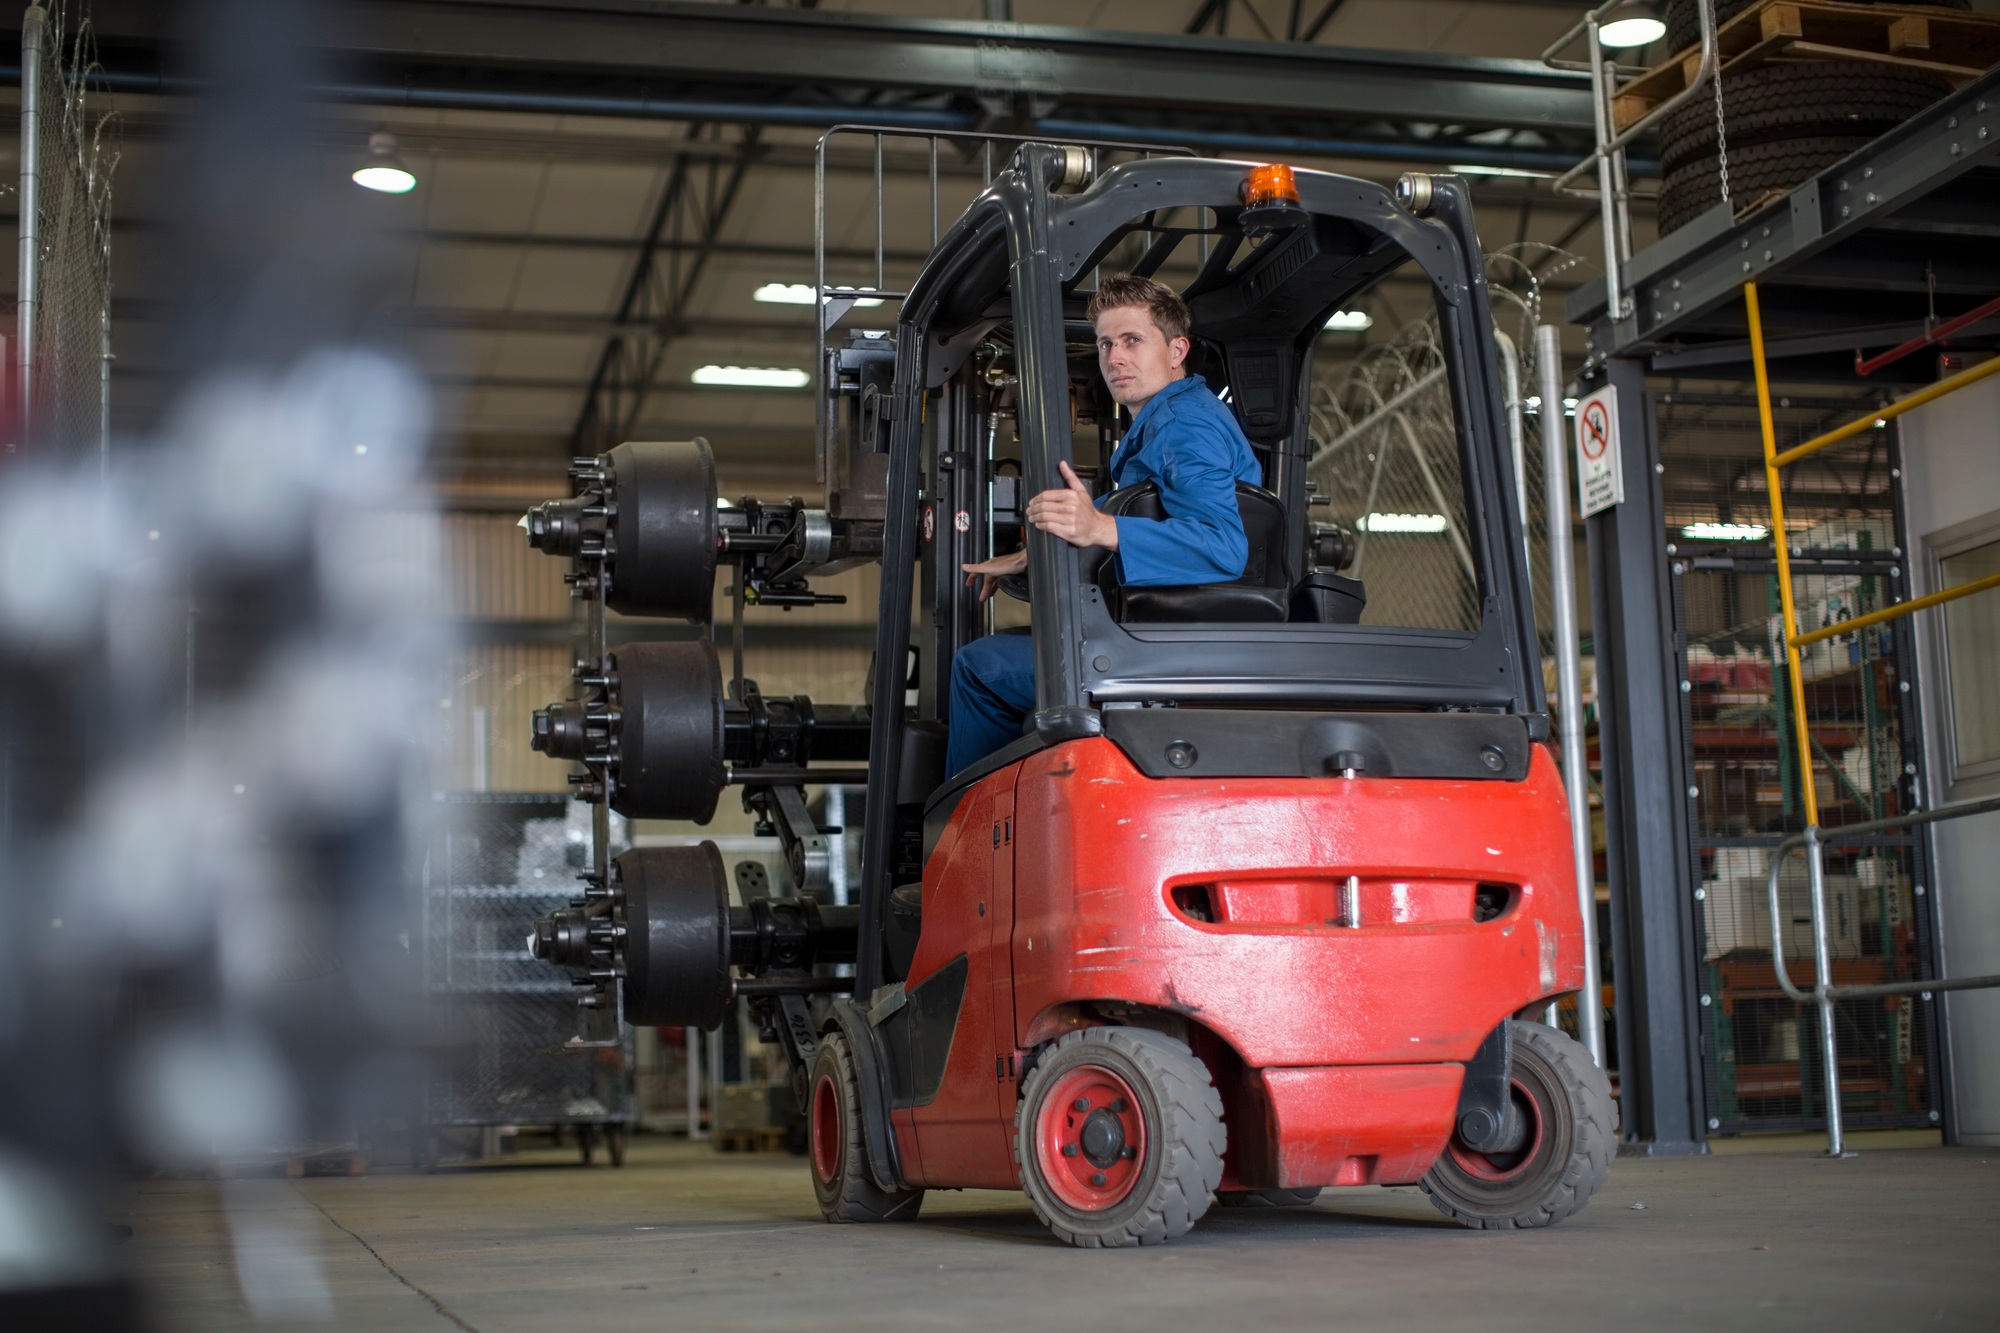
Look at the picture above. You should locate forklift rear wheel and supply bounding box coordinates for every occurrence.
[1419,1020,1614,1230]
[1015,1028,1226,1248]
[807,1031,924,1223]
[1215,1187,1322,1209]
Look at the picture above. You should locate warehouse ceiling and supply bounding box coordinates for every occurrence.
[29,0,1668,500]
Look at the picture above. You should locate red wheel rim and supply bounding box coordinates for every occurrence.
[810,1071,842,1185]
[1446,1076,1547,1183]
[1034,1064,1148,1212]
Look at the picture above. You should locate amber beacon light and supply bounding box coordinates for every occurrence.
[1239,163,1306,236]
[1242,163,1300,209]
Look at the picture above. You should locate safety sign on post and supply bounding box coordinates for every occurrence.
[1573,384,1624,518]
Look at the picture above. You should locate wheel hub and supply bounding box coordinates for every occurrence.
[1446,1077,1546,1182]
[1080,1107,1126,1167]
[1035,1065,1148,1213]
[810,1071,841,1185]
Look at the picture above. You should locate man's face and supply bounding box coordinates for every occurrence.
[1095,304,1189,410]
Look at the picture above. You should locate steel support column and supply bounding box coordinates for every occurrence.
[1582,351,1707,1154]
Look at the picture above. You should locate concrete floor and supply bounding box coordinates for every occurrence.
[126,1135,2000,1332]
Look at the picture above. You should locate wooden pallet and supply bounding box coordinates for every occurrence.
[1613,0,2000,132]
[712,1127,789,1154]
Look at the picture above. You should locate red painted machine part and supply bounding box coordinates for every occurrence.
[896,737,1583,1192]
[1260,1064,1465,1188]
[1008,739,1582,1068]
[895,767,1024,1189]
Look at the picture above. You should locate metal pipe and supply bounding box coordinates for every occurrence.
[1761,793,2000,1153]
[730,976,855,997]
[1494,329,1528,533]
[685,1024,705,1139]
[1856,291,2000,376]
[1773,354,2000,468]
[814,133,827,483]
[707,1022,724,1136]
[1804,828,1846,1156]
[18,4,43,441]
[1793,570,2000,648]
[827,784,849,908]
[726,767,872,787]
[1536,323,1605,1069]
[1746,281,1821,829]
[1585,30,1625,322]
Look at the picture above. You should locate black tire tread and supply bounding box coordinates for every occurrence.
[810,1031,924,1224]
[1659,61,1952,174]
[1014,1028,1226,1248]
[1658,134,1874,234]
[1419,1021,1615,1230]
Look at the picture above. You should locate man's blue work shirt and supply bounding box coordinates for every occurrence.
[1102,374,1264,587]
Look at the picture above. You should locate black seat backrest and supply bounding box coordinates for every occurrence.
[1094,481,1292,624]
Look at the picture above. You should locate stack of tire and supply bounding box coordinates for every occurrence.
[1655,0,1961,234]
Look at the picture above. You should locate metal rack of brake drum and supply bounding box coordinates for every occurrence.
[512,130,1192,1130]
[1553,0,2000,1152]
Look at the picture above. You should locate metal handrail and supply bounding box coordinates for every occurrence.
[1763,796,2000,1155]
[1793,570,2000,649]
[1544,0,1720,194]
[1772,353,2000,467]
[1542,0,1720,322]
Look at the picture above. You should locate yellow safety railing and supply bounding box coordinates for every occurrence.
[1746,281,2000,826]
[1744,280,2000,1157]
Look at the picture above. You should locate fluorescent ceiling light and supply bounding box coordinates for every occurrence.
[1324,310,1373,331]
[352,131,416,194]
[692,365,810,389]
[1681,522,1768,541]
[1357,512,1449,533]
[1524,396,1580,416]
[1599,16,1666,47]
[754,282,883,308]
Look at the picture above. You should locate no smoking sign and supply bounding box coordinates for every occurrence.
[1573,384,1624,518]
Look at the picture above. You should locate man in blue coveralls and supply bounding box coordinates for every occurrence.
[945,272,1263,774]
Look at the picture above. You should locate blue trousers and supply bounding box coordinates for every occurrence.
[946,633,1037,775]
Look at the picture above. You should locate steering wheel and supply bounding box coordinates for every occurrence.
[998,573,1032,602]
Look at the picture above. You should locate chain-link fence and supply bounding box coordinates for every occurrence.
[19,1,116,459]
[1306,245,1582,640]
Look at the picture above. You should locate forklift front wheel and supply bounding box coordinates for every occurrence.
[807,1031,924,1223]
[1015,1028,1225,1248]
[1419,1020,1614,1230]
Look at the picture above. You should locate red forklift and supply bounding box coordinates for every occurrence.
[524,143,1611,1247]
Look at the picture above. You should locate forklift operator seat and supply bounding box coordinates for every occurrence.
[1096,481,1291,624]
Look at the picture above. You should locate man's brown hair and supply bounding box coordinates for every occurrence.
[1086,272,1191,343]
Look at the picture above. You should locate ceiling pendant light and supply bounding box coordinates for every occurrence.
[1598,3,1666,48]
[353,131,417,194]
